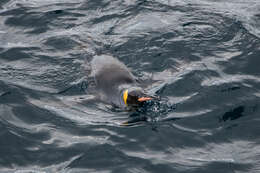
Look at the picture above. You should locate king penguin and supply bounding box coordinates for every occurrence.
[90,54,153,109]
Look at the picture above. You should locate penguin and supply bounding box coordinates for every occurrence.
[90,54,153,109]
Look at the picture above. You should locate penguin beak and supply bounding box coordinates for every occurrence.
[138,97,153,102]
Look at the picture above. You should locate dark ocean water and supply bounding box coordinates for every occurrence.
[1,0,260,172]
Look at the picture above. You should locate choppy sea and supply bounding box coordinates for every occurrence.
[0,0,260,172]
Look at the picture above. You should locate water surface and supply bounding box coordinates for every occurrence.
[0,0,260,172]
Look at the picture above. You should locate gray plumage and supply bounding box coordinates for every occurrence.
[90,55,139,107]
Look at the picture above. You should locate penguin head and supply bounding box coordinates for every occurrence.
[123,88,153,107]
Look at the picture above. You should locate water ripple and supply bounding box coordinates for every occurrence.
[0,0,260,172]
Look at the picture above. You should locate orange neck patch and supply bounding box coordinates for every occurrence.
[123,89,128,106]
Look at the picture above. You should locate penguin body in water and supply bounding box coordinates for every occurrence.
[90,55,153,109]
